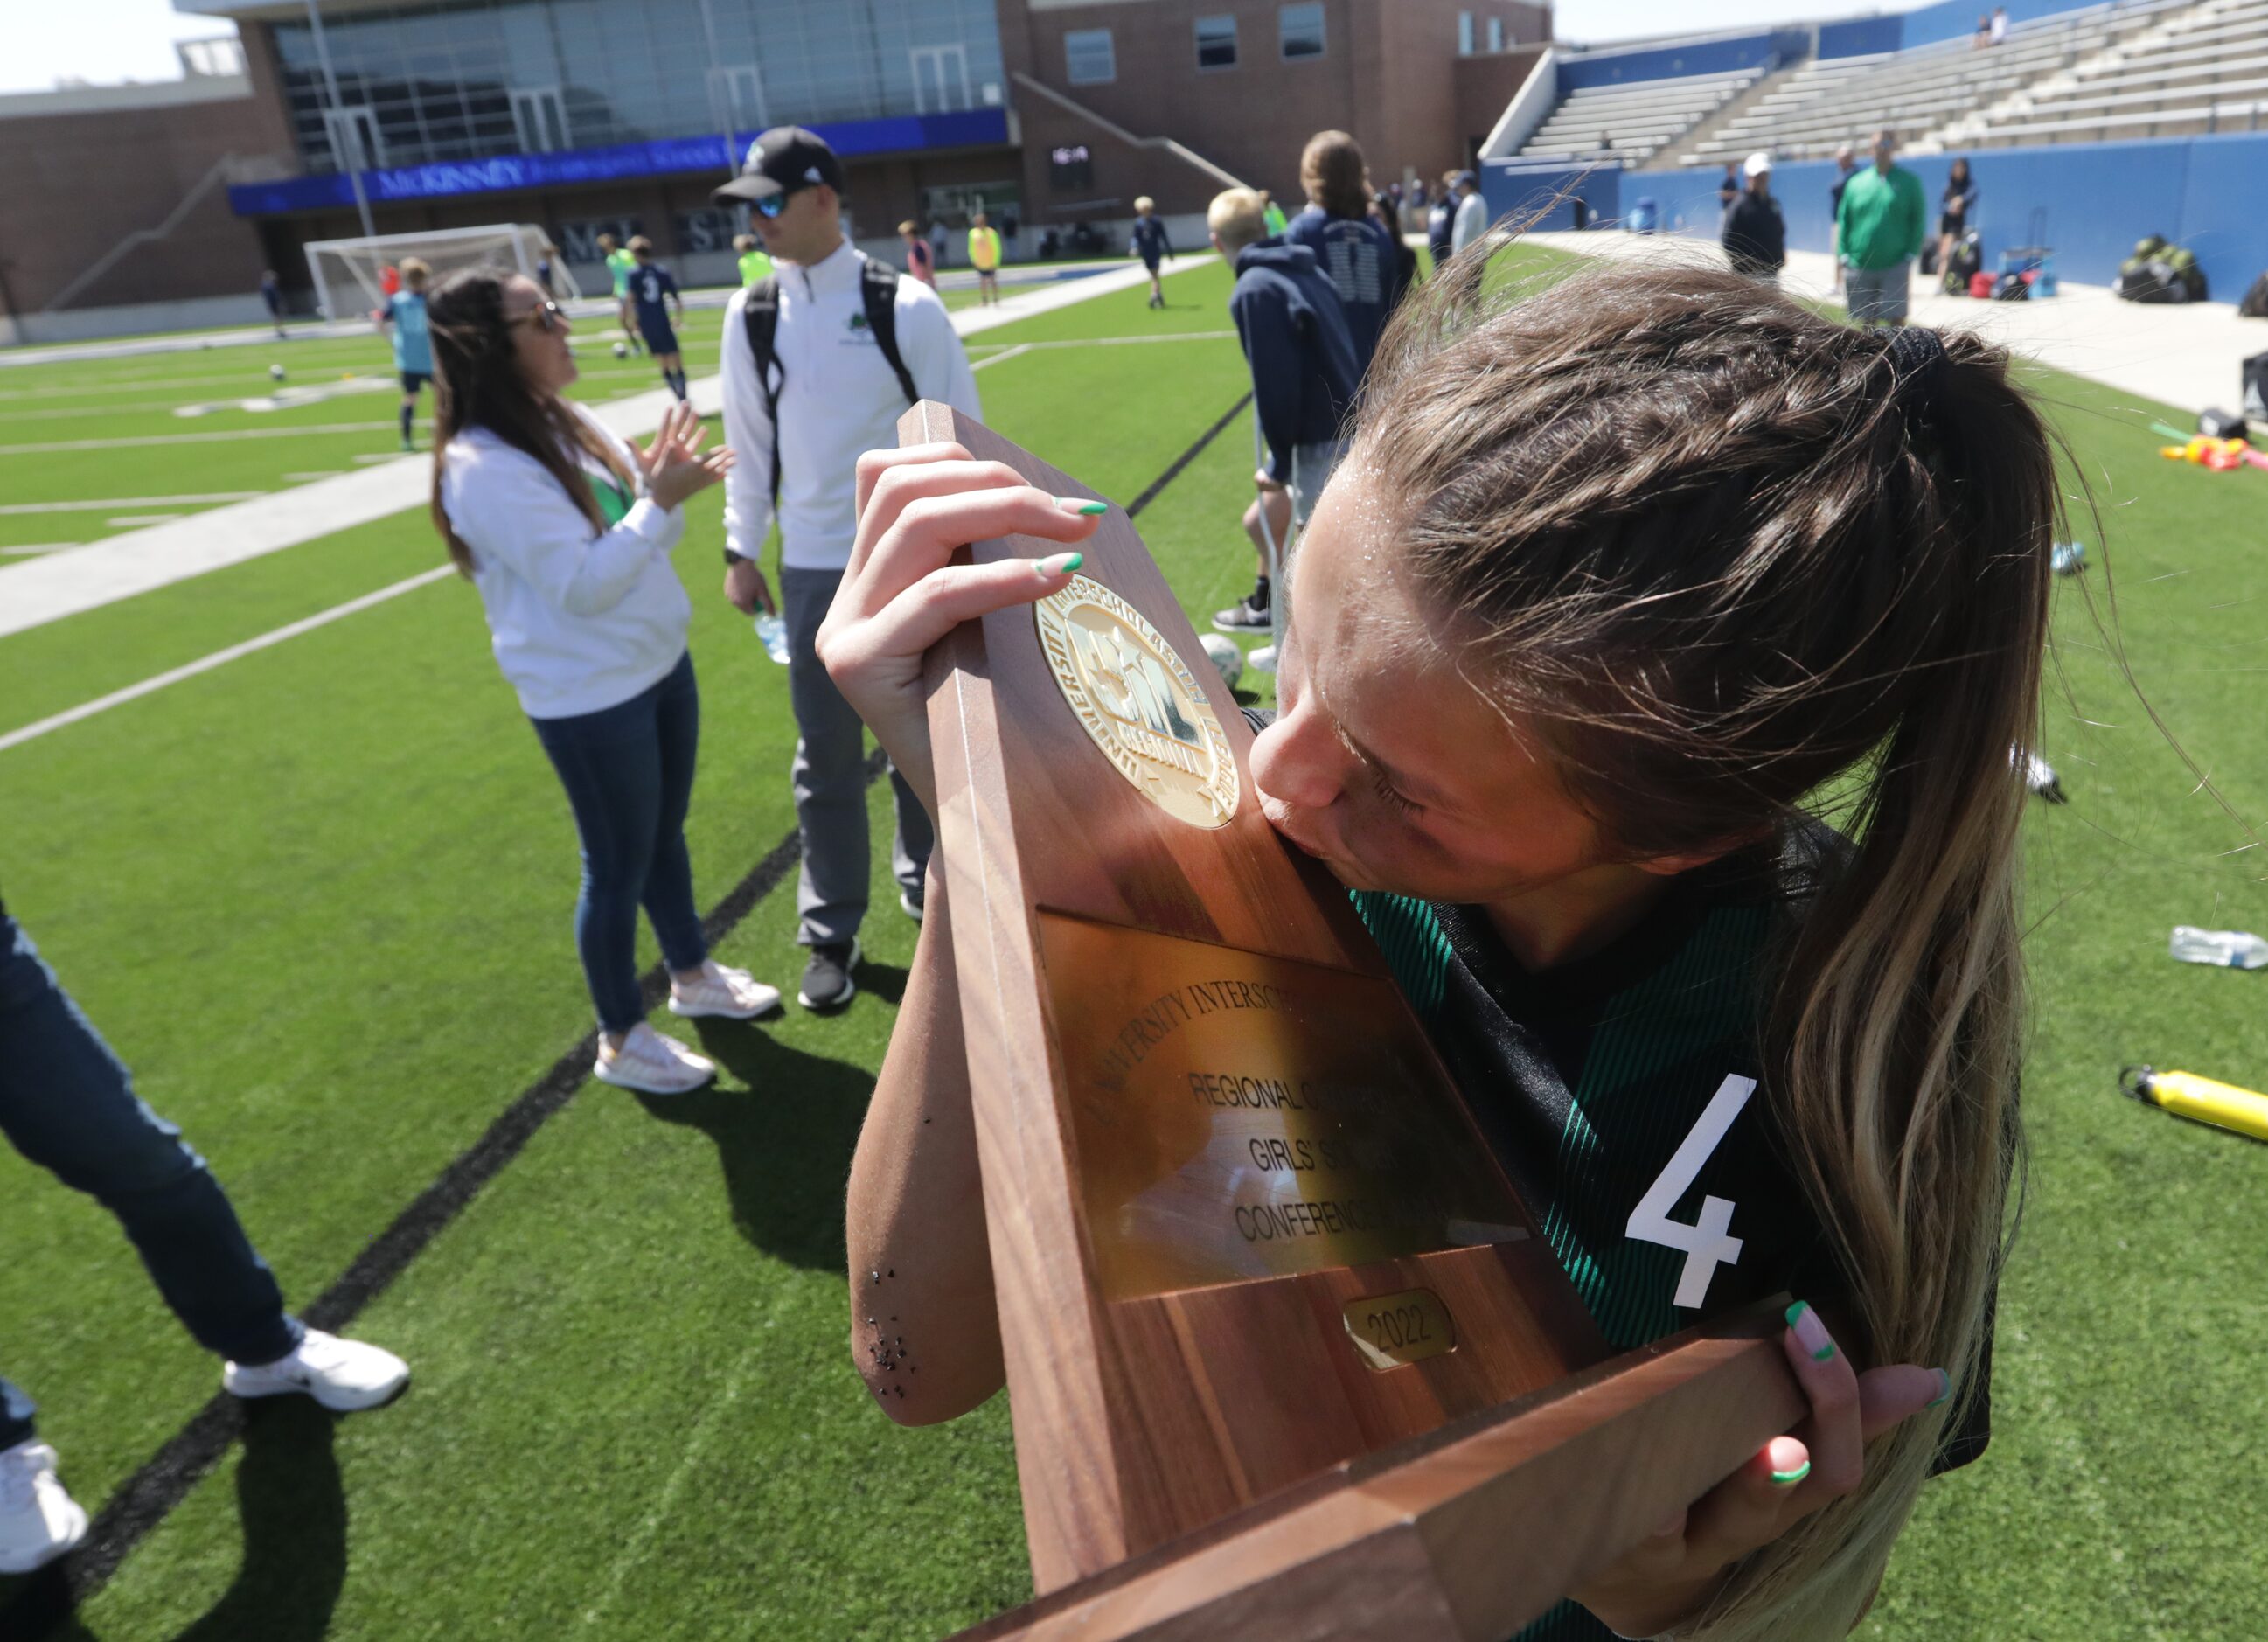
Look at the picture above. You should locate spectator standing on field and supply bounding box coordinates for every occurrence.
[1426,175,1458,267]
[1204,185,1359,672]
[1130,196,1173,308]
[372,255,432,452]
[1450,170,1490,257]
[1371,193,1420,303]
[1720,153,1786,282]
[929,217,950,273]
[599,233,642,356]
[1285,129,1409,379]
[713,127,980,1012]
[1836,129,1927,326]
[967,211,1003,306]
[899,220,936,289]
[735,233,775,288]
[1828,145,1859,292]
[628,237,689,402]
[1937,157,1978,279]
[430,272,772,1096]
[0,895,411,1576]
[260,268,285,337]
[1718,161,1740,213]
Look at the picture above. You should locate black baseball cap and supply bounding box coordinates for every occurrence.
[713,126,846,206]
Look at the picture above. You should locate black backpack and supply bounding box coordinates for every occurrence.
[1992,271,2030,301]
[2243,273,2268,318]
[742,259,921,504]
[2242,351,2268,426]
[1942,230,1982,293]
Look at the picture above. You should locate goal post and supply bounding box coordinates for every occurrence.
[303,223,566,319]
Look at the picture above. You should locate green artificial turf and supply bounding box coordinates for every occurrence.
[3,242,2266,1639]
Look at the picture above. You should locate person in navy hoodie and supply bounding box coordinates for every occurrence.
[1283,129,1409,384]
[1205,186,1359,668]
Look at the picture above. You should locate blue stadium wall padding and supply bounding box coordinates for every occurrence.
[1479,163,1624,233]
[1557,30,1809,91]
[1491,133,2268,298]
[230,108,1011,216]
[1822,0,2113,59]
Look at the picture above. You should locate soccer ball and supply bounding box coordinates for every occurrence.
[268,364,285,381]
[612,341,629,359]
[1199,633,1243,690]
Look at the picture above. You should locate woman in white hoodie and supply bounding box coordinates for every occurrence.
[430,269,777,1094]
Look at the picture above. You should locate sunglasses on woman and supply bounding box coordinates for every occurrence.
[511,300,566,334]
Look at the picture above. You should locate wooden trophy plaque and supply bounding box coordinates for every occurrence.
[908,401,1805,1639]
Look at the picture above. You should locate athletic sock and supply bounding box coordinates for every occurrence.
[400,401,413,443]
[1250,575,1270,609]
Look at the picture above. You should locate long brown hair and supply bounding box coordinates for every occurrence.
[427,268,634,575]
[1298,129,1372,220]
[1359,239,2049,1635]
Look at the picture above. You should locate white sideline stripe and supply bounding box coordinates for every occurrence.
[2,544,80,556]
[0,421,393,455]
[0,566,454,754]
[971,344,1032,372]
[0,491,264,516]
[106,513,183,526]
[0,255,1206,641]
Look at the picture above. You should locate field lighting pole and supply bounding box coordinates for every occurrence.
[303,0,378,243]
[695,0,737,175]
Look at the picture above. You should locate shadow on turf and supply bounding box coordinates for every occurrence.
[633,993,911,1272]
[2,1400,345,1642]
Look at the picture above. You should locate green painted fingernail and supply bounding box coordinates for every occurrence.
[1040,552,1082,575]
[1927,1368,1952,1408]
[1785,1300,1835,1361]
[1077,500,1108,515]
[1784,1301,1808,1326]
[1770,1461,1812,1488]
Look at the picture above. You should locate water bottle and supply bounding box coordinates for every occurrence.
[2169,926,2268,969]
[754,611,790,665]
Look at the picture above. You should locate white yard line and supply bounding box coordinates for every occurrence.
[0,421,395,456]
[971,344,1033,372]
[0,491,263,515]
[0,567,455,753]
[2,544,80,556]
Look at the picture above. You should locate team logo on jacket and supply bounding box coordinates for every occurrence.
[1034,575,1238,829]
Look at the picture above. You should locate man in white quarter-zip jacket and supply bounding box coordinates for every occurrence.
[714,127,981,1012]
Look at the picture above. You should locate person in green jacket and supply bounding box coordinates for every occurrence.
[1834,129,1927,326]
[1260,189,1289,239]
[599,232,643,354]
[734,233,775,287]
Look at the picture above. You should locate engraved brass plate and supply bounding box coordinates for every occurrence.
[1037,913,1533,1300]
[1341,1289,1458,1370]
[1033,574,1238,830]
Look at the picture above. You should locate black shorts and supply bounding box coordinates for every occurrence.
[637,318,679,357]
[1938,212,1965,236]
[400,371,430,394]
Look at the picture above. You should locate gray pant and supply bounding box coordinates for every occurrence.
[782,567,933,948]
[1844,259,1911,324]
[1269,437,1346,653]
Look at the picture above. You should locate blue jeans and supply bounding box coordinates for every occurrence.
[0,915,301,1450]
[529,650,709,1033]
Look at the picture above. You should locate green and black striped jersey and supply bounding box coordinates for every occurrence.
[1350,825,1991,1642]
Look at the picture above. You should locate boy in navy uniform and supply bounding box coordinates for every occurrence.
[627,236,688,401]
[1130,196,1173,309]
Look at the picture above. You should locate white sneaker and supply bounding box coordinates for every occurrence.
[1247,644,1277,674]
[667,961,783,1020]
[592,1021,716,1095]
[0,1440,87,1575]
[222,1329,409,1413]
[899,889,925,923]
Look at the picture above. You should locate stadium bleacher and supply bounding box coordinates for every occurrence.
[1513,66,1768,165]
[1676,0,2195,162]
[1953,0,2268,144]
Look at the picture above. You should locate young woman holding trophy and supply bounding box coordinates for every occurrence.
[823,235,2043,1639]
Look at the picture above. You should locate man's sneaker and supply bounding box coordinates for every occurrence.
[593,1022,716,1094]
[0,1441,87,1575]
[798,938,861,1011]
[1247,644,1277,674]
[900,889,925,923]
[223,1329,410,1413]
[1212,595,1271,634]
[668,962,783,1020]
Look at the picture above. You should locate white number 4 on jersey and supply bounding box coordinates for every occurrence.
[1625,1074,1757,1310]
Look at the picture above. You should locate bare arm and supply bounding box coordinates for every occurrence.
[845,869,1005,1423]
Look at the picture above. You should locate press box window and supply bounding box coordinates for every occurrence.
[1280,3,1326,60]
[1196,14,1238,70]
[1049,142,1094,192]
[1065,28,1116,86]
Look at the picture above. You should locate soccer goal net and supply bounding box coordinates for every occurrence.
[303,223,568,319]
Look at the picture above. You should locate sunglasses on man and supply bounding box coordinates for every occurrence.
[752,185,808,220]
